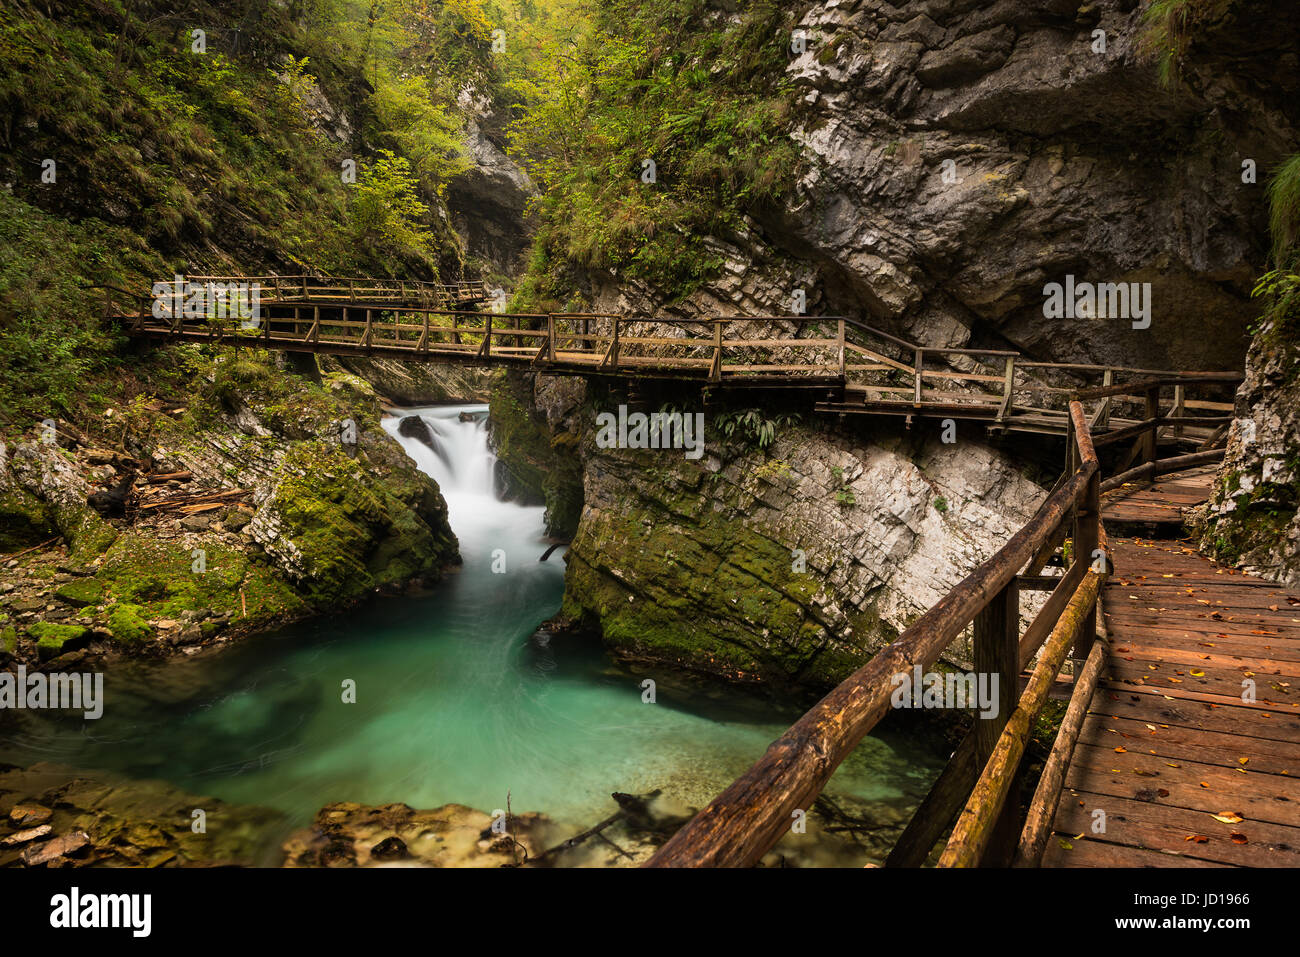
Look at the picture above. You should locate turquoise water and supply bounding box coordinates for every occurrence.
[0,405,945,863]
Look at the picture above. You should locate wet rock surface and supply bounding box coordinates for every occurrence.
[281,800,553,868]
[0,763,289,868]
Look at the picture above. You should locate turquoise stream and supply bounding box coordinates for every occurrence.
[0,404,945,864]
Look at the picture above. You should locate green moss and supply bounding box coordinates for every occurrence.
[562,458,874,686]
[54,578,106,608]
[93,532,306,630]
[106,603,154,644]
[1,625,16,654]
[27,622,89,661]
[264,439,456,607]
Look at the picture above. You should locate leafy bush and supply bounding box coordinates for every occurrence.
[713,408,799,451]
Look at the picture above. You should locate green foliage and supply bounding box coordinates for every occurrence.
[1267,154,1300,268]
[0,193,159,421]
[1249,268,1300,346]
[344,150,438,271]
[1137,0,1231,88]
[371,74,471,194]
[1245,154,1300,349]
[504,0,802,305]
[933,496,949,514]
[713,408,798,451]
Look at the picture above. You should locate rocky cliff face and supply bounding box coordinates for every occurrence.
[589,0,1298,374]
[501,374,1046,687]
[1196,322,1300,588]
[523,0,1300,687]
[447,91,538,277]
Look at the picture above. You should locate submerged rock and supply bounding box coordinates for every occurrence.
[282,801,552,868]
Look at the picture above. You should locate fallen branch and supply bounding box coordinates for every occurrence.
[2,536,63,560]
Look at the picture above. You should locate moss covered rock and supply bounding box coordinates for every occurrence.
[27,622,89,661]
[54,578,106,608]
[562,413,1044,689]
[0,486,56,551]
[106,602,154,644]
[248,439,458,608]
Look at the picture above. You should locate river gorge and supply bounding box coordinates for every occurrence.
[0,405,947,867]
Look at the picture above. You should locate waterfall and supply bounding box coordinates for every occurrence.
[383,404,495,496]
[381,403,542,564]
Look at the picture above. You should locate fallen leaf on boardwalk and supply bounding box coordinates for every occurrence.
[1114,747,1127,753]
[1165,763,1181,768]
[1190,669,1205,677]
[1059,838,1073,850]
[1146,724,1157,731]
[1185,835,1209,843]
[1212,812,1244,824]
[1199,781,1211,788]
[1238,757,1249,766]
[1230,833,1248,844]
[1157,788,1170,797]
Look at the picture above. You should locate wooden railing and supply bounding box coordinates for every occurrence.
[132,274,490,310]
[644,373,1238,868]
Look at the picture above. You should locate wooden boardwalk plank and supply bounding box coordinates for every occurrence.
[1046,466,1300,867]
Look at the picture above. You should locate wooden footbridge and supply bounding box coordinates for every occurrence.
[104,279,1239,443]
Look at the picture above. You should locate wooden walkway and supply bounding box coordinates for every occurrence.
[1043,467,1300,867]
[103,279,1240,441]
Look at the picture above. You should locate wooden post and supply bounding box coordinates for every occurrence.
[837,319,846,378]
[364,309,372,349]
[1072,469,1101,662]
[972,579,1020,866]
[547,314,557,361]
[1142,385,1160,464]
[996,356,1015,424]
[913,348,924,406]
[302,276,308,299]
[422,312,429,353]
[711,318,723,382]
[1172,384,1186,439]
[482,312,492,359]
[611,319,620,369]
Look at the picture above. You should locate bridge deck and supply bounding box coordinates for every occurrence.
[1043,468,1300,867]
